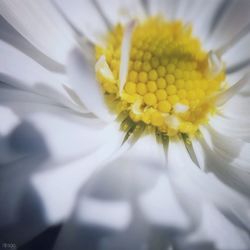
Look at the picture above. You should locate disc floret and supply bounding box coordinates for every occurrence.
[95,17,226,137]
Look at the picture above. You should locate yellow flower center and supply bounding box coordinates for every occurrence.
[95,17,226,137]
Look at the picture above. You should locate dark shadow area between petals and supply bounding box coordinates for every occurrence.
[208,0,234,36]
[226,59,250,74]
[18,224,62,250]
[0,122,56,249]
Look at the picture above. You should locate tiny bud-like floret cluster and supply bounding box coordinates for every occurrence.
[95,17,225,137]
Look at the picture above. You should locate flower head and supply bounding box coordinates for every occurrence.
[95,17,226,137]
[0,0,250,249]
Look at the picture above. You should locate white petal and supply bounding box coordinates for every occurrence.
[191,0,225,44]
[175,0,204,37]
[0,86,61,164]
[197,127,250,197]
[95,55,115,82]
[53,135,171,250]
[0,40,82,111]
[139,175,190,230]
[220,94,250,120]
[9,111,113,164]
[66,48,115,122]
[207,0,250,49]
[1,87,110,163]
[31,125,125,224]
[0,0,76,64]
[167,139,250,229]
[174,0,224,44]
[74,135,167,202]
[224,34,250,80]
[148,0,180,19]
[149,0,226,48]
[208,50,224,77]
[199,126,250,171]
[0,85,52,101]
[0,121,124,244]
[175,0,202,21]
[209,114,250,141]
[0,15,64,71]
[215,72,250,106]
[215,24,250,70]
[53,0,108,45]
[216,23,250,57]
[119,20,137,94]
[192,130,250,201]
[178,203,250,250]
[96,0,146,25]
[200,204,250,250]
[75,198,131,231]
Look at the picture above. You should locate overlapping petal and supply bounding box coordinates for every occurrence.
[167,139,250,232]
[53,135,178,250]
[0,40,83,112]
[53,0,108,46]
[66,48,115,122]
[0,0,76,64]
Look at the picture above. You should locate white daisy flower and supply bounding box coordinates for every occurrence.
[0,0,250,249]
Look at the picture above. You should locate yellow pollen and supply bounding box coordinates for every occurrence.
[136,82,147,95]
[147,81,157,92]
[95,17,226,137]
[144,93,157,106]
[158,100,171,113]
[156,89,167,101]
